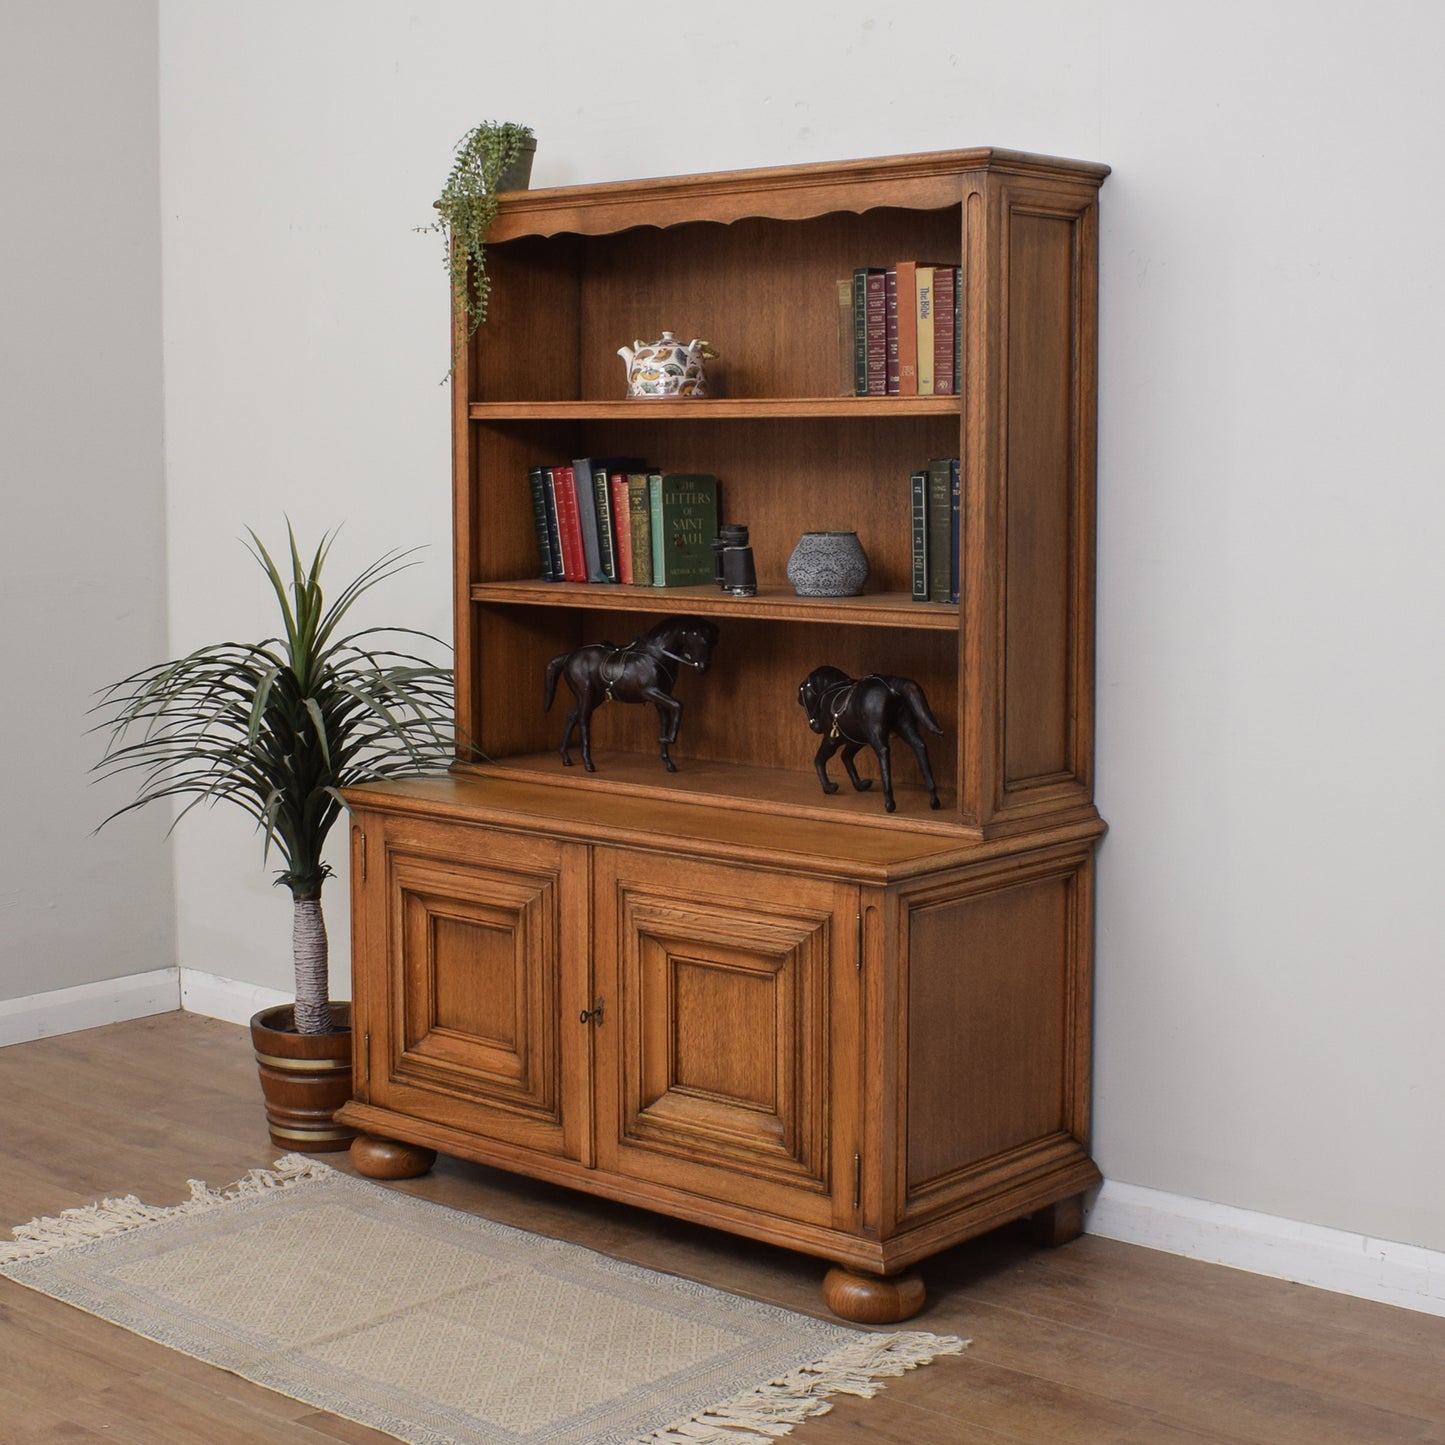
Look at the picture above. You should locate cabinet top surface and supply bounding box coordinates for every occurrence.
[345,772,1104,882]
[489,146,1110,239]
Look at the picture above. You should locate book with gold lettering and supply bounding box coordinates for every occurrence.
[648,473,719,586]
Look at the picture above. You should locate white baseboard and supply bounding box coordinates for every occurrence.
[179,968,291,1027]
[1086,1179,1445,1318]
[0,968,180,1047]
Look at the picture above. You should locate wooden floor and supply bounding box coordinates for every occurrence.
[1,1013,1441,1444]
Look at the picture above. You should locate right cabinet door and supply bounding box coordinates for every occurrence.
[592,849,861,1231]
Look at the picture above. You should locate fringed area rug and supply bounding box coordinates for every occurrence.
[0,1156,964,1445]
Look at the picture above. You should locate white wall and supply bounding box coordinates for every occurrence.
[0,0,174,1000]
[147,0,1445,1254]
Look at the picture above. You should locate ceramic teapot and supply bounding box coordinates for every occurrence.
[618,332,717,398]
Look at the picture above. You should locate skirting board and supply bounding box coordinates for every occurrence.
[178,968,290,1027]
[0,968,180,1047]
[0,968,291,1046]
[1086,1180,1445,1318]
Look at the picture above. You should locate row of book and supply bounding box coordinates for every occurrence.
[528,460,720,588]
[850,264,962,397]
[910,458,961,604]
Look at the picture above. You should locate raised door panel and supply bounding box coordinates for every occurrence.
[593,850,860,1230]
[364,818,590,1162]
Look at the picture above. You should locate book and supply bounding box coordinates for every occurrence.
[910,467,929,601]
[915,266,936,395]
[649,473,719,586]
[852,267,887,395]
[926,457,953,603]
[584,456,644,583]
[885,268,900,393]
[590,461,619,582]
[835,279,855,395]
[894,260,918,397]
[570,458,609,583]
[851,268,870,395]
[626,473,653,586]
[953,267,963,401]
[864,269,888,395]
[609,471,635,584]
[949,456,961,604]
[528,465,559,581]
[933,267,957,396]
[549,465,587,582]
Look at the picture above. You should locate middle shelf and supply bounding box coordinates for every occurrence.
[472,580,960,630]
[469,396,962,421]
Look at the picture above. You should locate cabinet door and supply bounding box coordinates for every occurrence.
[592,850,860,1230]
[355,815,591,1163]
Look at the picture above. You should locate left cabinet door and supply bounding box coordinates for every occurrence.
[350,811,592,1163]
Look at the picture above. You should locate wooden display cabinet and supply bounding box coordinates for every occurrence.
[339,147,1110,1323]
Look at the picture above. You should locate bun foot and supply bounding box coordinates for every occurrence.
[822,1266,926,1324]
[349,1134,437,1180]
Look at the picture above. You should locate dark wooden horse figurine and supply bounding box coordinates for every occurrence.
[544,616,720,773]
[798,665,943,813]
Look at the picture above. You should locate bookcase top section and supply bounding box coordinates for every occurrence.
[488,147,1111,240]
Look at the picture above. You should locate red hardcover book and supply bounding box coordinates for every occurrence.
[609,470,635,584]
[549,465,586,582]
[932,266,957,396]
[894,261,918,396]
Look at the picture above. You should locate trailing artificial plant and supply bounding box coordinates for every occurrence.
[423,120,535,357]
[93,525,456,1035]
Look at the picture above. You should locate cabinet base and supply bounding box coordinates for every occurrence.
[1030,1192,1085,1247]
[821,1266,926,1324]
[350,1134,437,1180]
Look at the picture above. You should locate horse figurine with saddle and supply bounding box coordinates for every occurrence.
[798,665,944,813]
[544,616,720,773]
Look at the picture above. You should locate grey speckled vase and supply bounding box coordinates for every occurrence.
[786,530,869,597]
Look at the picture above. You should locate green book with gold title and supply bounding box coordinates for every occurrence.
[648,473,719,587]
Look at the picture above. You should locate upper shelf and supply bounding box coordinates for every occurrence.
[469,396,961,422]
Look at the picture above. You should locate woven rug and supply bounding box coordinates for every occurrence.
[0,1156,963,1445]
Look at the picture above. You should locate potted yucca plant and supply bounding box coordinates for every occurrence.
[93,525,456,1149]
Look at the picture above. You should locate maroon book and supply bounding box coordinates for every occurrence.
[933,266,957,396]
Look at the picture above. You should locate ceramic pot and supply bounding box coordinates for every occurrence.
[497,137,536,192]
[250,1003,355,1152]
[786,531,869,597]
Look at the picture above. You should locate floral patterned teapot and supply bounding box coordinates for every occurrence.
[618,332,718,398]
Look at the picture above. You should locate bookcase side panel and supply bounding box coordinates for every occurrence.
[998,181,1100,819]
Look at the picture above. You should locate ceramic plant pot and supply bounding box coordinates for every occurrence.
[497,137,537,192]
[250,1003,355,1152]
[786,530,870,597]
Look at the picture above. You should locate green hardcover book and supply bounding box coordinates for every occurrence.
[626,474,653,587]
[649,473,719,587]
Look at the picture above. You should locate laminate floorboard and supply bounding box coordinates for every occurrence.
[1,1012,1441,1444]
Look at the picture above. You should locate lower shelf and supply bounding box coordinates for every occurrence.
[463,750,961,833]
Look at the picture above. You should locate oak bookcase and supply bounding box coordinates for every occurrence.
[338,147,1110,1323]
